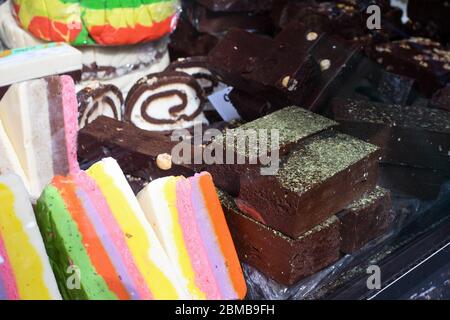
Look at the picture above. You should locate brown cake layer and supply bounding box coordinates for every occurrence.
[337,186,393,254]
[236,131,379,238]
[220,191,341,286]
[331,98,450,174]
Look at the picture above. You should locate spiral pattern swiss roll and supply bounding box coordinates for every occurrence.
[77,84,124,129]
[167,57,220,95]
[124,71,207,131]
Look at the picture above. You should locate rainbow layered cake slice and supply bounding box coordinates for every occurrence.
[0,75,79,199]
[137,172,247,300]
[35,158,188,300]
[0,121,29,190]
[0,174,61,300]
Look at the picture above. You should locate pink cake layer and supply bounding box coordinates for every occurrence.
[175,177,221,300]
[0,232,19,300]
[60,75,80,174]
[74,171,153,300]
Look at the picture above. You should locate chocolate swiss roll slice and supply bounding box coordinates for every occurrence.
[77,83,124,129]
[167,56,220,95]
[125,71,208,132]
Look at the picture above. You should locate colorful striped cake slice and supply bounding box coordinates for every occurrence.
[0,174,61,300]
[86,158,189,300]
[35,160,188,300]
[137,172,247,300]
[0,121,29,191]
[0,75,79,199]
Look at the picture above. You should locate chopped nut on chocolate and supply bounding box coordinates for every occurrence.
[320,59,331,71]
[281,76,290,88]
[156,153,173,171]
[306,32,318,41]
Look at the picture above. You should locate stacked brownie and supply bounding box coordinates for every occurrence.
[169,0,277,60]
[208,22,362,116]
[211,107,393,285]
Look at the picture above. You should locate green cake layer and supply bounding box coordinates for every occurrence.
[35,185,117,300]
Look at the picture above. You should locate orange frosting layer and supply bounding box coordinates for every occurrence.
[52,177,129,300]
[198,174,247,299]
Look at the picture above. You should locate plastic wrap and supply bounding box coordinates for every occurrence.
[242,182,450,300]
[12,0,181,46]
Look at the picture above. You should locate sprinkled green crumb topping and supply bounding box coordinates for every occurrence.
[217,189,338,242]
[278,132,379,194]
[335,99,450,133]
[347,186,388,211]
[223,106,337,158]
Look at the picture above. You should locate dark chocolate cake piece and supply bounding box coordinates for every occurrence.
[304,33,362,111]
[220,190,341,286]
[78,116,197,181]
[243,22,322,106]
[276,0,402,44]
[368,37,450,96]
[209,25,322,107]
[208,28,276,89]
[235,131,380,238]
[332,98,450,174]
[337,186,393,253]
[207,106,338,196]
[223,106,338,157]
[228,88,282,121]
[168,18,218,60]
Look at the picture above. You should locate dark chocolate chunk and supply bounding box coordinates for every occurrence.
[277,0,364,37]
[331,98,450,174]
[224,106,337,158]
[228,89,281,121]
[78,116,196,181]
[168,18,218,60]
[337,186,393,253]
[235,131,379,238]
[220,190,341,286]
[304,34,362,112]
[208,28,276,88]
[195,0,274,12]
[77,83,123,129]
[209,26,321,107]
[368,37,450,96]
[207,106,338,196]
[242,22,323,106]
[279,1,400,37]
